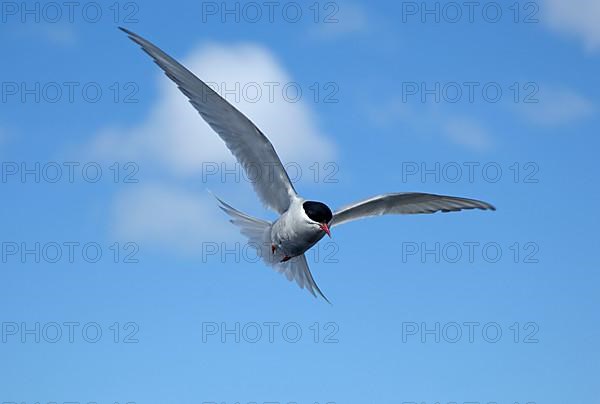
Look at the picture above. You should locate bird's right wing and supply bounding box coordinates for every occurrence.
[119,27,297,214]
[331,193,495,227]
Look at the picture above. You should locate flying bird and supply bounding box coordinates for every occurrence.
[119,27,495,303]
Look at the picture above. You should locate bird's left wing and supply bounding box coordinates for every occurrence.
[119,27,297,214]
[330,193,495,227]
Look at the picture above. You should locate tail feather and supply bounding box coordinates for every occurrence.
[277,255,331,304]
[212,193,330,303]
[212,193,273,262]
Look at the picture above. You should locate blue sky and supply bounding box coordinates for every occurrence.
[1,1,599,403]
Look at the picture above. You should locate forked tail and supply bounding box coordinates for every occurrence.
[211,193,330,303]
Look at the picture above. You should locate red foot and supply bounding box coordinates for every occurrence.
[271,244,276,255]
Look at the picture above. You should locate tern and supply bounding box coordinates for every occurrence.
[120,27,495,303]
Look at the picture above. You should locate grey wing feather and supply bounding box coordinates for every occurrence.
[119,27,297,214]
[331,193,495,227]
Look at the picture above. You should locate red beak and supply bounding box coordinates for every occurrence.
[320,223,331,237]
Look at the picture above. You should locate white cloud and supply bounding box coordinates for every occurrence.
[369,101,494,151]
[514,87,595,126]
[5,24,77,47]
[442,118,494,152]
[111,183,237,255]
[543,0,600,51]
[87,41,336,252]
[310,2,370,38]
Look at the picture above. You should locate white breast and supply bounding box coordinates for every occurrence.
[271,199,326,257]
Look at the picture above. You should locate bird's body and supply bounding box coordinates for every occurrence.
[120,27,496,303]
[271,198,328,259]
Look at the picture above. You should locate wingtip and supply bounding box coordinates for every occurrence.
[118,26,135,36]
[482,201,497,211]
[118,26,145,46]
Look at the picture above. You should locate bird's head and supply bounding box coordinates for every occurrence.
[302,201,333,237]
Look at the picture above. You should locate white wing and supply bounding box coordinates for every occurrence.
[331,193,495,227]
[120,27,297,214]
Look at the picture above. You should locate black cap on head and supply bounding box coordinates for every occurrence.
[303,201,333,224]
